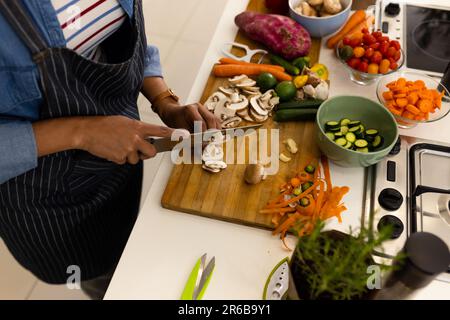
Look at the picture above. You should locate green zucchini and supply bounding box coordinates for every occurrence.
[274,108,317,122]
[340,118,351,126]
[335,138,347,146]
[270,54,300,76]
[355,139,369,148]
[345,132,356,143]
[305,165,315,174]
[344,142,353,149]
[326,121,340,130]
[365,129,378,137]
[340,126,349,134]
[326,132,335,141]
[299,197,310,207]
[277,99,323,110]
[349,126,360,133]
[348,120,361,128]
[357,147,370,153]
[292,56,311,72]
[334,132,344,138]
[372,135,384,149]
[301,182,314,192]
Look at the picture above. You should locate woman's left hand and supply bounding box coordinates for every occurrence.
[159,102,222,132]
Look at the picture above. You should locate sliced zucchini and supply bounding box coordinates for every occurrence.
[372,135,384,149]
[355,139,369,148]
[340,126,349,134]
[357,147,369,153]
[335,138,347,146]
[358,125,365,134]
[344,141,353,149]
[305,165,315,174]
[299,197,310,207]
[329,127,341,132]
[340,118,351,126]
[348,120,361,128]
[345,132,356,143]
[365,135,375,143]
[326,121,340,130]
[365,129,379,137]
[325,132,335,141]
[301,182,314,192]
[349,126,360,133]
[334,132,344,138]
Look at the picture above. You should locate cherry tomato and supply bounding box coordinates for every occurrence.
[386,46,397,58]
[365,47,374,58]
[371,51,383,64]
[393,50,401,61]
[350,37,362,48]
[367,63,379,74]
[369,42,380,50]
[358,61,369,73]
[343,36,351,46]
[390,40,401,50]
[379,36,390,42]
[379,41,390,56]
[361,28,369,34]
[347,58,361,69]
[389,58,398,70]
[372,31,383,39]
[353,46,365,58]
[363,34,377,45]
[379,59,391,74]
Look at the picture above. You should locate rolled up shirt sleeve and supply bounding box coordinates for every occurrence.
[143,45,163,78]
[0,120,38,184]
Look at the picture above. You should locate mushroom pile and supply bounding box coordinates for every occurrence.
[201,132,227,174]
[204,75,280,128]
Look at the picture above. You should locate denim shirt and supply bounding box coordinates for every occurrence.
[0,0,162,184]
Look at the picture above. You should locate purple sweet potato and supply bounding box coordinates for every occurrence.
[235,11,311,60]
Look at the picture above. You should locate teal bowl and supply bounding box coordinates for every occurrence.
[289,0,352,38]
[316,96,399,167]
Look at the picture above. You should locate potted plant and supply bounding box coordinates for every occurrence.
[289,221,398,300]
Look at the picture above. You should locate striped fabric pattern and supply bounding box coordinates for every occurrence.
[51,0,127,59]
[0,0,146,283]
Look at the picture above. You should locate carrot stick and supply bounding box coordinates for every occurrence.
[321,156,332,193]
[213,64,292,81]
[219,57,285,72]
[273,213,299,235]
[326,10,367,49]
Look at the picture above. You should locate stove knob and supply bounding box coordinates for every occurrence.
[389,138,402,156]
[378,215,404,239]
[378,188,403,211]
[385,3,401,16]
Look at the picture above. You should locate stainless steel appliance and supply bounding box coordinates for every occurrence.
[364,136,450,283]
[373,0,450,77]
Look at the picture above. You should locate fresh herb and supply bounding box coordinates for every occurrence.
[291,221,402,300]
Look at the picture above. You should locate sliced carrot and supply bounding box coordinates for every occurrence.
[269,181,320,209]
[388,106,403,116]
[402,111,415,120]
[396,98,408,107]
[405,104,420,115]
[407,92,419,105]
[383,91,394,100]
[417,99,433,113]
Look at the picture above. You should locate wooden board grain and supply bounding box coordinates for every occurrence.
[161,0,322,230]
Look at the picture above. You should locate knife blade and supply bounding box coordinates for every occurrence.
[146,124,263,153]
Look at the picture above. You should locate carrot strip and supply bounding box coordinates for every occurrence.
[269,181,320,209]
[213,64,292,81]
[321,156,332,193]
[219,57,285,72]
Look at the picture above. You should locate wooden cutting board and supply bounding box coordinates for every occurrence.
[161,0,322,230]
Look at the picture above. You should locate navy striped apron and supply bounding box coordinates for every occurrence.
[0,0,146,284]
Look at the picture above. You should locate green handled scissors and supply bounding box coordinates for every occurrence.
[180,253,215,300]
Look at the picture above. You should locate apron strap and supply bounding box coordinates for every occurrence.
[0,0,48,60]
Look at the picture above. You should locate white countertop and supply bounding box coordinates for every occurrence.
[105,0,450,300]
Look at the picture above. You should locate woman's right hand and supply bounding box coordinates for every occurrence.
[78,116,174,165]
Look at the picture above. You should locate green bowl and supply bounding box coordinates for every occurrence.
[316,96,399,168]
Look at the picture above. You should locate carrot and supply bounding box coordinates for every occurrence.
[213,64,292,81]
[405,104,420,115]
[383,91,394,100]
[269,181,320,209]
[290,177,301,188]
[345,15,375,39]
[321,156,332,193]
[417,99,433,113]
[396,98,408,108]
[326,10,367,49]
[219,57,285,72]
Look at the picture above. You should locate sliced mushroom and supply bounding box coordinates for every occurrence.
[202,165,221,173]
[279,153,292,163]
[205,92,227,111]
[303,84,317,99]
[284,139,298,154]
[250,108,269,123]
[269,96,280,109]
[221,116,242,128]
[250,96,269,117]
[205,160,227,170]
[260,90,274,102]
[242,89,261,96]
[202,141,224,162]
[244,164,266,185]
[214,98,236,120]
[219,87,237,96]
[229,75,249,85]
[236,79,257,88]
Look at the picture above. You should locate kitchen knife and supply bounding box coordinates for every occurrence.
[146,124,263,153]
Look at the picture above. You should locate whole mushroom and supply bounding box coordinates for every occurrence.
[244,164,266,185]
[323,0,342,14]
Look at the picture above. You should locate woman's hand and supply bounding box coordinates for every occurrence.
[78,116,174,164]
[158,102,222,132]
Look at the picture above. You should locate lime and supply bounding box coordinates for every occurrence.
[275,81,297,102]
[257,72,278,92]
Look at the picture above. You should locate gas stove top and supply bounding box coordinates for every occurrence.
[364,136,450,283]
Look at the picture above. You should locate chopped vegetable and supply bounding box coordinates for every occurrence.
[270,54,300,76]
[261,157,350,249]
[279,153,292,163]
[383,77,444,121]
[305,165,315,174]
